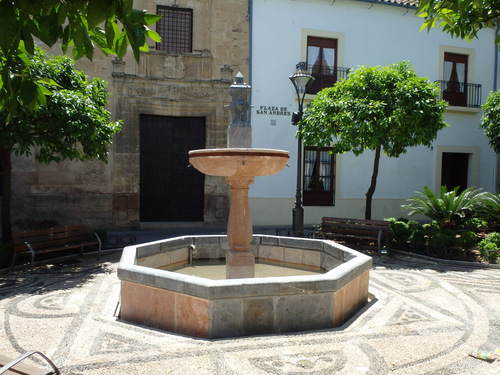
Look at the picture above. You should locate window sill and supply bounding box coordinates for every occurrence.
[446,106,482,114]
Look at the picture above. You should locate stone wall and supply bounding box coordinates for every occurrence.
[3,0,250,232]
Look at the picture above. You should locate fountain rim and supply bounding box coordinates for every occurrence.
[188,148,290,159]
[117,234,373,300]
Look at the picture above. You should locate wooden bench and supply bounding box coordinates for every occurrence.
[315,217,390,252]
[11,225,102,271]
[0,351,60,374]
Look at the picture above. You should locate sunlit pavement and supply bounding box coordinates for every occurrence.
[1,244,499,374]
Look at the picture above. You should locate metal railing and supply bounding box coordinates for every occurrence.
[307,65,350,94]
[435,80,482,108]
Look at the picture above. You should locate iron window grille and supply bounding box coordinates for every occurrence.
[156,6,193,53]
[307,65,350,94]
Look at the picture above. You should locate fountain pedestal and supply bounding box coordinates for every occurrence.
[188,149,289,279]
[188,73,289,279]
[226,176,254,278]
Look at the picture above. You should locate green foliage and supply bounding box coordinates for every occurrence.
[299,62,448,219]
[299,61,448,156]
[387,218,411,249]
[478,232,500,263]
[417,0,500,46]
[408,221,427,252]
[402,185,485,230]
[478,192,500,231]
[0,47,121,163]
[459,230,477,250]
[0,0,161,121]
[465,217,489,233]
[0,47,121,245]
[481,90,500,153]
[427,223,458,256]
[386,218,428,252]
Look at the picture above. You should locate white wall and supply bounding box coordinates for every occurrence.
[249,0,497,225]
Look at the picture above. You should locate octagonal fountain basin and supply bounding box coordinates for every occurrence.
[118,235,372,339]
[188,148,289,177]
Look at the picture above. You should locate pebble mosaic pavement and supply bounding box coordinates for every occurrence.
[1,252,499,374]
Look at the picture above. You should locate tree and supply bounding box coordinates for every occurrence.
[0,0,161,121]
[299,61,448,219]
[418,0,500,46]
[0,48,122,243]
[481,89,500,152]
[418,1,500,155]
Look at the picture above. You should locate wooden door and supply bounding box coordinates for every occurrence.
[140,115,206,221]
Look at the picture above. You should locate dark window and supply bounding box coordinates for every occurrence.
[307,37,338,94]
[156,6,193,53]
[303,147,335,206]
[443,53,468,107]
[441,152,469,192]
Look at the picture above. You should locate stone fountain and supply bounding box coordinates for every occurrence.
[189,73,289,279]
[117,74,372,338]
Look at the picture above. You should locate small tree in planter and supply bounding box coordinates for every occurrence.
[299,62,448,220]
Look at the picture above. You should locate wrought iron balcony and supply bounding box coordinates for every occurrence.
[435,80,482,108]
[307,65,350,94]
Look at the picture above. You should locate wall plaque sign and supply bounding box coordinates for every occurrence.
[255,105,291,116]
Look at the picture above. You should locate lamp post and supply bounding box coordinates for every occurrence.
[289,62,314,237]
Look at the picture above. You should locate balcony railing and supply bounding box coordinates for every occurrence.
[307,65,350,94]
[435,80,482,108]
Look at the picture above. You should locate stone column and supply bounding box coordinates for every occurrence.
[225,176,255,279]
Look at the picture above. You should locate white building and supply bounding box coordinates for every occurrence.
[248,0,498,226]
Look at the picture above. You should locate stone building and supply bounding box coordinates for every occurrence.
[3,0,250,231]
[3,0,498,233]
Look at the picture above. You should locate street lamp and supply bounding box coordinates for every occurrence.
[289,62,314,237]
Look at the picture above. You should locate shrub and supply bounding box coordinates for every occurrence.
[459,230,477,250]
[405,221,425,252]
[427,222,458,257]
[401,186,486,231]
[478,232,500,263]
[465,218,489,233]
[479,192,500,231]
[387,218,411,249]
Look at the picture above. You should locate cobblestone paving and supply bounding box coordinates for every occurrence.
[1,252,499,374]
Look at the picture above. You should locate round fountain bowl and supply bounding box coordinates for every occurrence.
[188,148,289,177]
[117,235,372,338]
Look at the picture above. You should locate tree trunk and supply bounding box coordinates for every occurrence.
[0,146,12,244]
[365,145,381,220]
